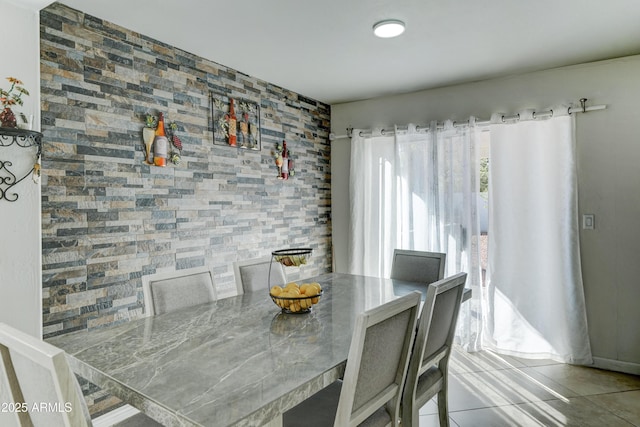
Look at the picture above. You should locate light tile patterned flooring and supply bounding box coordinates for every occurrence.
[420,347,640,427]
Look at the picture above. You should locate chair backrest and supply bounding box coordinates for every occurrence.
[390,249,446,284]
[233,257,287,295]
[335,292,421,427]
[402,272,467,418]
[142,266,217,316]
[0,323,92,427]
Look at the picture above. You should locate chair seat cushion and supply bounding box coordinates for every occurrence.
[415,366,444,406]
[358,406,392,427]
[112,412,164,427]
[283,380,394,427]
[283,381,342,427]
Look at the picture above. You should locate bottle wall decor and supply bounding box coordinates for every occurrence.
[210,93,261,150]
[142,112,183,166]
[153,112,168,167]
[274,140,295,180]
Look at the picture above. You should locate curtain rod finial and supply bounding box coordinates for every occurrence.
[580,98,587,113]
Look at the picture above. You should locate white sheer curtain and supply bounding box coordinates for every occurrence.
[349,121,484,351]
[348,129,395,278]
[487,111,592,364]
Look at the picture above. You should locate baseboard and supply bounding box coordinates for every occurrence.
[591,357,640,375]
[92,404,141,427]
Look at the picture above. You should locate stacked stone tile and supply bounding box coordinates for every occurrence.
[40,3,332,338]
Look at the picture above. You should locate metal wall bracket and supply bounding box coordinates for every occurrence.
[0,128,43,202]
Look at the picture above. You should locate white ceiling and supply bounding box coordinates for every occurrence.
[57,0,640,105]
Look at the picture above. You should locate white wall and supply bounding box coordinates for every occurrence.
[0,0,44,338]
[331,55,640,373]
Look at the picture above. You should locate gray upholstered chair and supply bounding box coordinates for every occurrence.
[0,323,161,427]
[390,249,446,284]
[233,257,287,295]
[401,272,468,427]
[283,291,421,427]
[142,266,217,316]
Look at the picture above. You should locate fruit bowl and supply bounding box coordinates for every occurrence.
[269,282,323,314]
[272,248,312,267]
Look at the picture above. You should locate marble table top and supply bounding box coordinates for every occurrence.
[47,273,469,427]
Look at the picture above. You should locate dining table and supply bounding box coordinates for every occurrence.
[46,272,471,427]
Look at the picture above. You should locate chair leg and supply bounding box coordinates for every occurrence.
[436,389,449,427]
[410,403,421,427]
[400,398,418,427]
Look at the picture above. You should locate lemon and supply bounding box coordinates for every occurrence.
[304,286,318,296]
[270,285,283,296]
[307,283,321,295]
[279,291,290,298]
[288,287,301,296]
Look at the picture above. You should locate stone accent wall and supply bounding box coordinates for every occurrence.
[40,3,332,338]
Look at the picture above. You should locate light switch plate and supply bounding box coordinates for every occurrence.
[582,214,595,230]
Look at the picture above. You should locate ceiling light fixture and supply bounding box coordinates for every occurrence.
[373,19,406,38]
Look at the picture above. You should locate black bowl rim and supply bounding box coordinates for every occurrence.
[269,290,324,300]
[271,248,313,256]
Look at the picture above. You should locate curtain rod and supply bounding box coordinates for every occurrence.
[329,99,607,140]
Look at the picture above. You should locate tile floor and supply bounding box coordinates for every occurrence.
[419,347,640,427]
